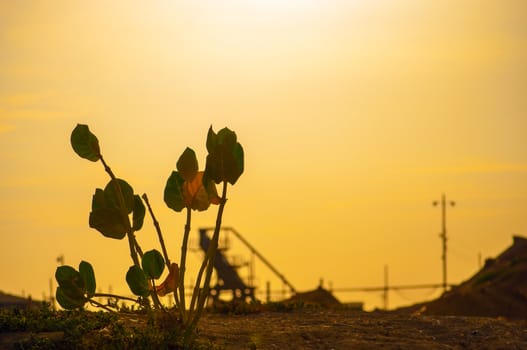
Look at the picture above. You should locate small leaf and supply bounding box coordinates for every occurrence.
[126,265,150,297]
[142,250,165,280]
[230,142,245,185]
[70,124,101,162]
[55,265,79,286]
[206,126,217,154]
[79,261,96,297]
[104,179,135,214]
[91,188,107,211]
[89,207,128,239]
[216,127,237,147]
[204,127,244,185]
[156,263,179,297]
[164,171,185,212]
[183,172,215,211]
[176,147,199,181]
[132,195,146,231]
[56,287,85,310]
[55,266,85,300]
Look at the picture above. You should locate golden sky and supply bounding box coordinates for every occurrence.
[1,1,526,310]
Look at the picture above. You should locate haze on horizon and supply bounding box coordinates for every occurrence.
[1,1,526,310]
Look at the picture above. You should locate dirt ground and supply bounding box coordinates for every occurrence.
[1,308,527,349]
[196,308,527,350]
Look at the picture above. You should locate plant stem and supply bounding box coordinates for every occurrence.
[99,154,140,268]
[88,299,116,313]
[186,182,228,337]
[142,194,182,313]
[99,155,117,179]
[92,293,139,303]
[133,234,144,258]
[178,208,192,323]
[150,279,163,310]
[142,193,171,267]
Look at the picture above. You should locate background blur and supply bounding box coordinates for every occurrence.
[1,0,526,310]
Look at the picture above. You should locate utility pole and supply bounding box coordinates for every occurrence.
[433,193,455,293]
[383,265,389,310]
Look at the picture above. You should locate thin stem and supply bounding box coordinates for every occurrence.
[88,299,116,313]
[178,208,192,323]
[150,279,163,310]
[133,234,144,258]
[99,155,117,180]
[99,155,140,268]
[93,293,138,303]
[142,193,171,267]
[187,182,228,334]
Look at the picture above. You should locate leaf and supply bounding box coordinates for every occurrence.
[176,147,199,181]
[55,266,85,300]
[204,127,244,185]
[104,178,135,214]
[164,171,185,212]
[132,195,145,231]
[217,127,237,148]
[56,287,86,310]
[206,126,217,154]
[79,261,96,297]
[91,188,107,211]
[89,207,128,239]
[142,250,165,280]
[183,172,216,211]
[55,265,78,285]
[126,265,150,297]
[70,124,101,162]
[231,142,245,185]
[156,263,179,297]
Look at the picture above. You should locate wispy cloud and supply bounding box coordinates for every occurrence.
[0,91,62,132]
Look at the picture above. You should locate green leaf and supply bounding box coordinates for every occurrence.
[164,171,185,212]
[56,287,85,310]
[79,261,96,297]
[91,188,107,211]
[89,207,128,239]
[132,195,146,231]
[176,147,199,181]
[217,127,237,148]
[104,178,135,214]
[55,266,85,300]
[206,125,217,154]
[142,250,165,280]
[70,124,101,162]
[126,265,150,297]
[231,142,244,184]
[204,127,244,185]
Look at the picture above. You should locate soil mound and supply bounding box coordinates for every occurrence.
[406,235,527,319]
[285,287,341,308]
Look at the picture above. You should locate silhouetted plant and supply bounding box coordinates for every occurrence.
[58,124,244,344]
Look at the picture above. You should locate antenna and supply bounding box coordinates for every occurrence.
[433,193,455,293]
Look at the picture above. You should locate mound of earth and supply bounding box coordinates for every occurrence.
[284,286,341,308]
[405,235,527,319]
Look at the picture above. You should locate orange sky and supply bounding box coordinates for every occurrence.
[1,1,526,310]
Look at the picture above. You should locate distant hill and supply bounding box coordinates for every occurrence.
[0,292,42,310]
[403,235,527,319]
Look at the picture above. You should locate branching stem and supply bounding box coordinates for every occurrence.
[186,181,228,339]
[178,208,192,323]
[142,193,171,267]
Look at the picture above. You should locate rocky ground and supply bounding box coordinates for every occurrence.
[1,306,526,349]
[198,308,527,350]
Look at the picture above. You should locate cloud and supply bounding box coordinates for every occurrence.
[0,91,62,125]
